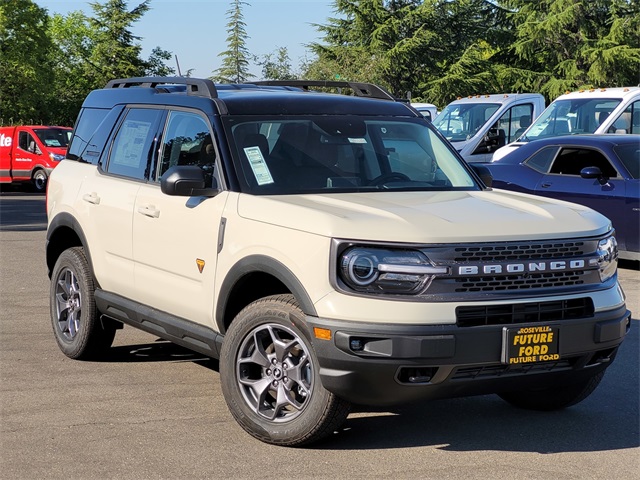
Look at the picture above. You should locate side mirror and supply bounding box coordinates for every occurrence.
[161,165,219,197]
[580,166,609,186]
[470,164,493,188]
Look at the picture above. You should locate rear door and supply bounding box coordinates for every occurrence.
[80,107,164,294]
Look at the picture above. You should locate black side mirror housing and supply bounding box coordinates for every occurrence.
[470,164,493,188]
[580,166,609,185]
[161,165,219,197]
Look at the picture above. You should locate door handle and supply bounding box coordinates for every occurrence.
[137,205,160,218]
[540,182,552,188]
[82,192,100,205]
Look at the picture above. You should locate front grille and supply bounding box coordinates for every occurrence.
[452,241,587,263]
[454,271,586,292]
[456,297,594,327]
[451,358,575,380]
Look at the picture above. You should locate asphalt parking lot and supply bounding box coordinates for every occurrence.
[1,192,638,480]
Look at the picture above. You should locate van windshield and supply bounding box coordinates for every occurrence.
[432,103,500,142]
[223,115,479,195]
[521,98,621,141]
[34,128,71,148]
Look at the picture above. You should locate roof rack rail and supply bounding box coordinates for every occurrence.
[250,80,397,101]
[105,77,218,99]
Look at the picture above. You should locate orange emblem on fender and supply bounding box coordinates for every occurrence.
[196,259,205,273]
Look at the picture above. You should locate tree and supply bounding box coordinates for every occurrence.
[211,0,254,83]
[0,0,55,124]
[308,0,510,103]
[498,0,640,99]
[47,11,96,125]
[87,0,151,85]
[258,47,297,80]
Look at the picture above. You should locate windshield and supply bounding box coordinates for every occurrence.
[432,103,500,142]
[521,98,622,141]
[34,128,71,148]
[224,116,478,195]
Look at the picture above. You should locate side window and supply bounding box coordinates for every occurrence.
[496,104,534,143]
[67,107,110,163]
[524,146,559,173]
[632,101,640,134]
[106,108,163,181]
[18,131,40,154]
[158,111,215,187]
[610,100,640,134]
[548,148,618,178]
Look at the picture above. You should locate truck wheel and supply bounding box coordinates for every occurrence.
[498,371,604,411]
[50,247,116,359]
[32,169,47,192]
[220,294,351,446]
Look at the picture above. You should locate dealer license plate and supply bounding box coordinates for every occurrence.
[501,325,560,365]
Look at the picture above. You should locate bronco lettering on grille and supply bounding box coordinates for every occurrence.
[457,259,588,276]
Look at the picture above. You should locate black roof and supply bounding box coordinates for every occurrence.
[84,77,417,117]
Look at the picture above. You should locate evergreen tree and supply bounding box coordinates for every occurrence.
[258,47,296,80]
[211,0,254,83]
[500,0,640,99]
[87,0,151,86]
[0,0,55,124]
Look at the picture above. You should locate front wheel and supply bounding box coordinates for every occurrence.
[498,371,605,411]
[220,294,351,446]
[50,247,116,359]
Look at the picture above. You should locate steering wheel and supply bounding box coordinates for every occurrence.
[369,172,411,186]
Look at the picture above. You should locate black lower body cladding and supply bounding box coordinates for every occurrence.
[305,305,631,406]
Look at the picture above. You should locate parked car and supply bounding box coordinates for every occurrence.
[486,135,639,260]
[432,93,546,163]
[45,77,630,447]
[411,102,438,121]
[493,86,640,162]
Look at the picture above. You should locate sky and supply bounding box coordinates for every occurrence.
[36,0,337,78]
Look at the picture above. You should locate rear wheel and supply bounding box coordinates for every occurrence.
[32,169,47,192]
[220,294,351,446]
[50,247,116,359]
[498,371,605,411]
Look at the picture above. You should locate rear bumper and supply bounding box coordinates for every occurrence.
[306,305,631,406]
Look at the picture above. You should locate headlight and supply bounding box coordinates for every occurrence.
[589,234,618,282]
[338,247,448,294]
[49,153,65,162]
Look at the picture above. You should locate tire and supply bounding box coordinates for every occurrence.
[32,169,47,193]
[220,294,351,446]
[498,371,605,411]
[50,247,116,359]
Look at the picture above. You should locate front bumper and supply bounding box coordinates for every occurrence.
[306,305,631,406]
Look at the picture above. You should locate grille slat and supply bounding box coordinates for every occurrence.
[451,359,574,380]
[456,297,594,327]
[452,241,586,263]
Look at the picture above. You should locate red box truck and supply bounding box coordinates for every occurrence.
[0,125,72,192]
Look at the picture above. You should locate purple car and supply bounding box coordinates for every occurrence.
[486,134,639,260]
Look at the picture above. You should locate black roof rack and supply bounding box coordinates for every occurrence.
[105,77,218,99]
[250,80,397,101]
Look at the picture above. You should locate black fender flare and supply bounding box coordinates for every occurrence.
[215,255,317,333]
[46,212,94,281]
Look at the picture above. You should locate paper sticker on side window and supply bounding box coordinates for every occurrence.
[245,146,274,185]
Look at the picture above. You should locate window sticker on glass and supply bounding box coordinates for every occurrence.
[114,120,151,167]
[245,146,274,185]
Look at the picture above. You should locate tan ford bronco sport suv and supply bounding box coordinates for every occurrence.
[46,78,630,446]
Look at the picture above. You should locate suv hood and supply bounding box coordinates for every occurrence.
[237,190,611,243]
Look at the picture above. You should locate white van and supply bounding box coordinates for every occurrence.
[493,87,640,161]
[411,102,438,121]
[432,93,545,163]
